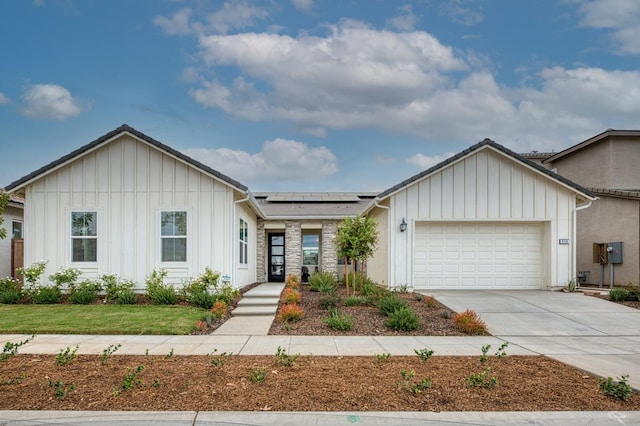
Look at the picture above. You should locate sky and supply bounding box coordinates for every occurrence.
[1,0,640,192]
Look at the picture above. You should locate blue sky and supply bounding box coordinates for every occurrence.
[2,0,640,192]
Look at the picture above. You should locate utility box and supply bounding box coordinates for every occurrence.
[592,243,608,264]
[607,242,623,264]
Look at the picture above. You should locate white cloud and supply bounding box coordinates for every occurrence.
[154,8,193,36]
[0,92,9,105]
[577,0,640,54]
[20,83,84,120]
[183,139,337,184]
[291,0,313,13]
[386,4,419,31]
[407,152,456,170]
[439,0,484,26]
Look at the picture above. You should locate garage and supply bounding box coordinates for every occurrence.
[413,222,543,290]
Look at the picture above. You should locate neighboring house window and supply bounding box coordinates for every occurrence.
[71,212,97,262]
[239,218,248,265]
[12,221,22,239]
[161,211,187,262]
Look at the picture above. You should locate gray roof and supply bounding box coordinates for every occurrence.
[543,129,640,164]
[588,187,640,200]
[377,139,596,200]
[5,124,249,193]
[255,192,375,218]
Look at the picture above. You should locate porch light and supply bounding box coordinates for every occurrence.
[400,218,407,232]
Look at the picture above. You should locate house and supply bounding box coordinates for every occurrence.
[542,129,640,286]
[5,125,594,290]
[0,195,24,278]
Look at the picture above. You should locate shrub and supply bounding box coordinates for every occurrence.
[102,274,137,304]
[599,375,633,401]
[277,303,304,322]
[609,288,630,302]
[361,279,390,303]
[69,280,101,304]
[281,287,301,304]
[210,300,227,319]
[377,295,408,316]
[424,295,438,308]
[0,277,22,304]
[49,268,82,290]
[145,269,177,305]
[31,286,62,304]
[187,291,217,309]
[453,309,488,335]
[17,261,47,289]
[285,274,300,288]
[344,295,369,306]
[324,308,353,331]
[318,294,339,310]
[384,307,420,331]
[309,272,338,293]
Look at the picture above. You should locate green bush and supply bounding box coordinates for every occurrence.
[309,272,338,293]
[384,307,420,331]
[344,295,369,306]
[49,268,82,290]
[599,375,633,401]
[102,274,137,305]
[69,280,101,305]
[318,294,339,310]
[324,308,353,331]
[188,290,217,309]
[609,288,630,302]
[145,270,177,305]
[0,277,22,304]
[31,286,62,304]
[377,295,408,316]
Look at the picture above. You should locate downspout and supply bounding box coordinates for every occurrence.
[374,199,391,288]
[573,200,593,287]
[232,193,251,288]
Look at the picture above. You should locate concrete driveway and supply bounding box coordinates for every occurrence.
[426,290,640,390]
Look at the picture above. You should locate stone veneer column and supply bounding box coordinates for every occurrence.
[321,221,338,278]
[256,220,266,282]
[285,221,302,279]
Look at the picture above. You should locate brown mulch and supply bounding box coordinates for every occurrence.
[268,284,468,336]
[0,354,638,411]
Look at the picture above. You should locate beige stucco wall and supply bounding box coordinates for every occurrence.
[549,139,613,189]
[367,201,389,286]
[577,196,639,286]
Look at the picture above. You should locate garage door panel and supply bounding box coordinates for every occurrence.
[414,222,543,290]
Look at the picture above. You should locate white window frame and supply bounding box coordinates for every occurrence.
[160,210,188,263]
[70,211,98,263]
[239,218,248,265]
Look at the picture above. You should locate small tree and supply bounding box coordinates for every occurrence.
[0,190,9,240]
[335,215,379,296]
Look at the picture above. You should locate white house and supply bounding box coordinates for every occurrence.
[6,126,594,291]
[367,140,595,290]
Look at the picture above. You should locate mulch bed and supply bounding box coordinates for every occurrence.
[0,354,638,411]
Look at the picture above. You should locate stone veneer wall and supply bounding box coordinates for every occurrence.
[321,221,338,277]
[256,220,266,282]
[285,221,302,279]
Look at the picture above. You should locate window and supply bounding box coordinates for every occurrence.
[12,221,22,239]
[71,212,97,262]
[161,211,187,262]
[239,218,248,265]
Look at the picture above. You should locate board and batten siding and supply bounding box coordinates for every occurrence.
[373,148,575,289]
[23,135,255,289]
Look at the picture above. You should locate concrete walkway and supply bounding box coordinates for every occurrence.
[2,285,640,425]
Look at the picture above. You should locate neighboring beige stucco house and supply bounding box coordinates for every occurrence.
[542,130,640,286]
[5,125,595,291]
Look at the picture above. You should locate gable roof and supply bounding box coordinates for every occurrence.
[543,129,640,164]
[5,124,249,193]
[253,192,376,219]
[376,138,596,201]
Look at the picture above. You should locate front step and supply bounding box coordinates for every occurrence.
[237,297,280,307]
[232,305,278,316]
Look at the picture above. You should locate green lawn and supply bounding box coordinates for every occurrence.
[0,304,208,335]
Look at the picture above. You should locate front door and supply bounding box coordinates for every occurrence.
[268,233,286,282]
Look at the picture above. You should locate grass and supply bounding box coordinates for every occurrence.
[0,304,207,335]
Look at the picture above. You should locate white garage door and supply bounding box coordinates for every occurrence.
[414,222,543,290]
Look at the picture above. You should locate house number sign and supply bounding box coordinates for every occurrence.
[559,239,569,245]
